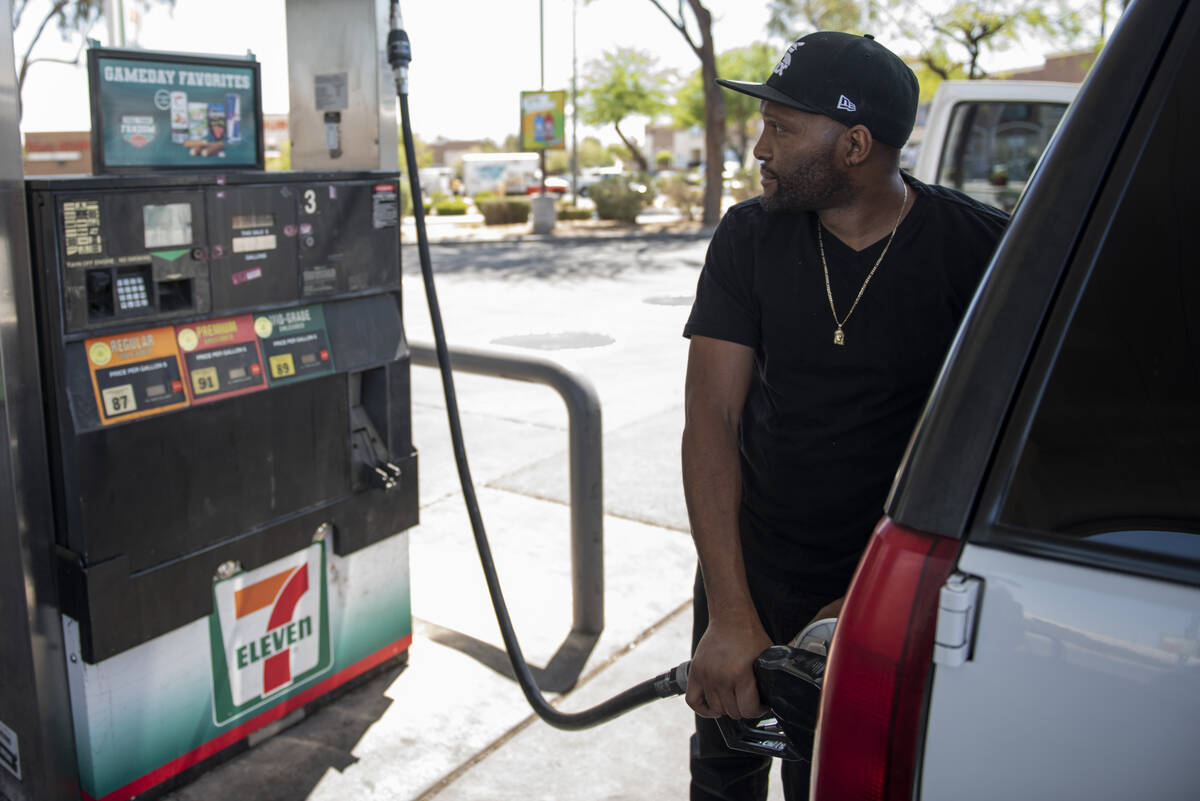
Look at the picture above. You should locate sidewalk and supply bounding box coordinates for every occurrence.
[162,216,788,799]
[401,208,711,245]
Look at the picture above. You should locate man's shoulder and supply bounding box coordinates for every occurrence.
[714,197,802,243]
[909,176,1009,231]
[717,196,769,230]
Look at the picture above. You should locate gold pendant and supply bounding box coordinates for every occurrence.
[834,327,845,346]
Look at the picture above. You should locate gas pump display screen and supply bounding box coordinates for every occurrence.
[87,47,264,173]
[143,202,193,248]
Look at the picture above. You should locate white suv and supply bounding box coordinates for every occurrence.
[810,1,1200,798]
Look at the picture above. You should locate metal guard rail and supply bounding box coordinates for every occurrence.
[408,340,604,635]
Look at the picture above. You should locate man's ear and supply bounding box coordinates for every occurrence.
[842,125,874,167]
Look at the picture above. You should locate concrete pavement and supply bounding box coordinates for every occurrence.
[161,220,788,800]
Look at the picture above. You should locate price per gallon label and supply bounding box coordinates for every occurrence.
[175,315,266,404]
[254,305,335,386]
[86,326,189,424]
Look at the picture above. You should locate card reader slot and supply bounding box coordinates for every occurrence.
[156,277,193,312]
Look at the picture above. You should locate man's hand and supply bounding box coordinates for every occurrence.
[787,596,844,648]
[686,614,773,719]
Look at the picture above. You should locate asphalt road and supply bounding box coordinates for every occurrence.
[401,232,712,530]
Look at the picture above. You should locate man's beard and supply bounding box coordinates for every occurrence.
[759,143,852,213]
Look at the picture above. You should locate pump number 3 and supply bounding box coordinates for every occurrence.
[303,189,318,214]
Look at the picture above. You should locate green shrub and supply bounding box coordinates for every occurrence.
[478,198,532,225]
[430,190,450,205]
[399,177,413,216]
[473,190,497,203]
[655,173,704,220]
[589,176,650,223]
[730,164,761,203]
[557,204,593,221]
[434,199,469,216]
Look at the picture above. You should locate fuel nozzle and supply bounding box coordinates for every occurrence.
[715,618,836,762]
[386,2,412,94]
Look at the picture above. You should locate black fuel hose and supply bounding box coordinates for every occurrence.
[386,2,688,730]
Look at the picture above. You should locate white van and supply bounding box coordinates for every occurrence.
[911,80,1079,211]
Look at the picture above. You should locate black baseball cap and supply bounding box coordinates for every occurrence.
[716,31,918,149]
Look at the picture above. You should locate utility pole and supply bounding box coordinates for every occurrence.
[538,0,546,194]
[104,0,127,46]
[571,0,578,203]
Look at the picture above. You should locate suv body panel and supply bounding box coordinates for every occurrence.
[869,0,1200,797]
[920,545,1200,799]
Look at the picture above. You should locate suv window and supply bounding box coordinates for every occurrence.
[936,101,1068,211]
[997,46,1200,562]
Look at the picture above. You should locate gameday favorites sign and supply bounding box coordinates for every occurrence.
[209,542,331,725]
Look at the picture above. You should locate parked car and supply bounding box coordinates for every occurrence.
[810,1,1200,798]
[576,166,625,196]
[524,176,569,195]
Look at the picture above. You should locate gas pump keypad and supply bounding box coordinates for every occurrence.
[115,273,151,311]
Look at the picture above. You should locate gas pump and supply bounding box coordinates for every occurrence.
[22,45,419,801]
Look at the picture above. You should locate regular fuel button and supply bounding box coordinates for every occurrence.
[85,326,190,425]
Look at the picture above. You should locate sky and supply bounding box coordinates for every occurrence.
[13,0,1073,146]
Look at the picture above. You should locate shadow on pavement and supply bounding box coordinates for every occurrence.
[162,662,406,801]
[417,618,599,694]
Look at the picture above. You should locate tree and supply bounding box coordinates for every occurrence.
[902,1,1085,81]
[397,132,433,174]
[675,43,777,167]
[767,0,865,38]
[641,0,725,225]
[546,149,570,173]
[606,142,631,166]
[768,0,1088,89]
[580,47,668,174]
[12,0,176,121]
[578,136,614,168]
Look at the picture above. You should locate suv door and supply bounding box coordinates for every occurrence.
[915,2,1200,797]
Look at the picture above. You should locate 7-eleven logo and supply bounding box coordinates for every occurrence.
[209,542,331,725]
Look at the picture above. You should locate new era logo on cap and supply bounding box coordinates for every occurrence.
[837,95,857,112]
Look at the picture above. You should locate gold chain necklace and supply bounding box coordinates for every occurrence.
[818,182,908,346]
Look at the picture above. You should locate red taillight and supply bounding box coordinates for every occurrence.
[810,516,959,800]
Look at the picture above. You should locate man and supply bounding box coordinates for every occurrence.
[682,32,1007,800]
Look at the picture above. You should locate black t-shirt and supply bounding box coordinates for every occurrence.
[684,175,1007,594]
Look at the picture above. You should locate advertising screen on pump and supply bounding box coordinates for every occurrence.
[89,50,261,170]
